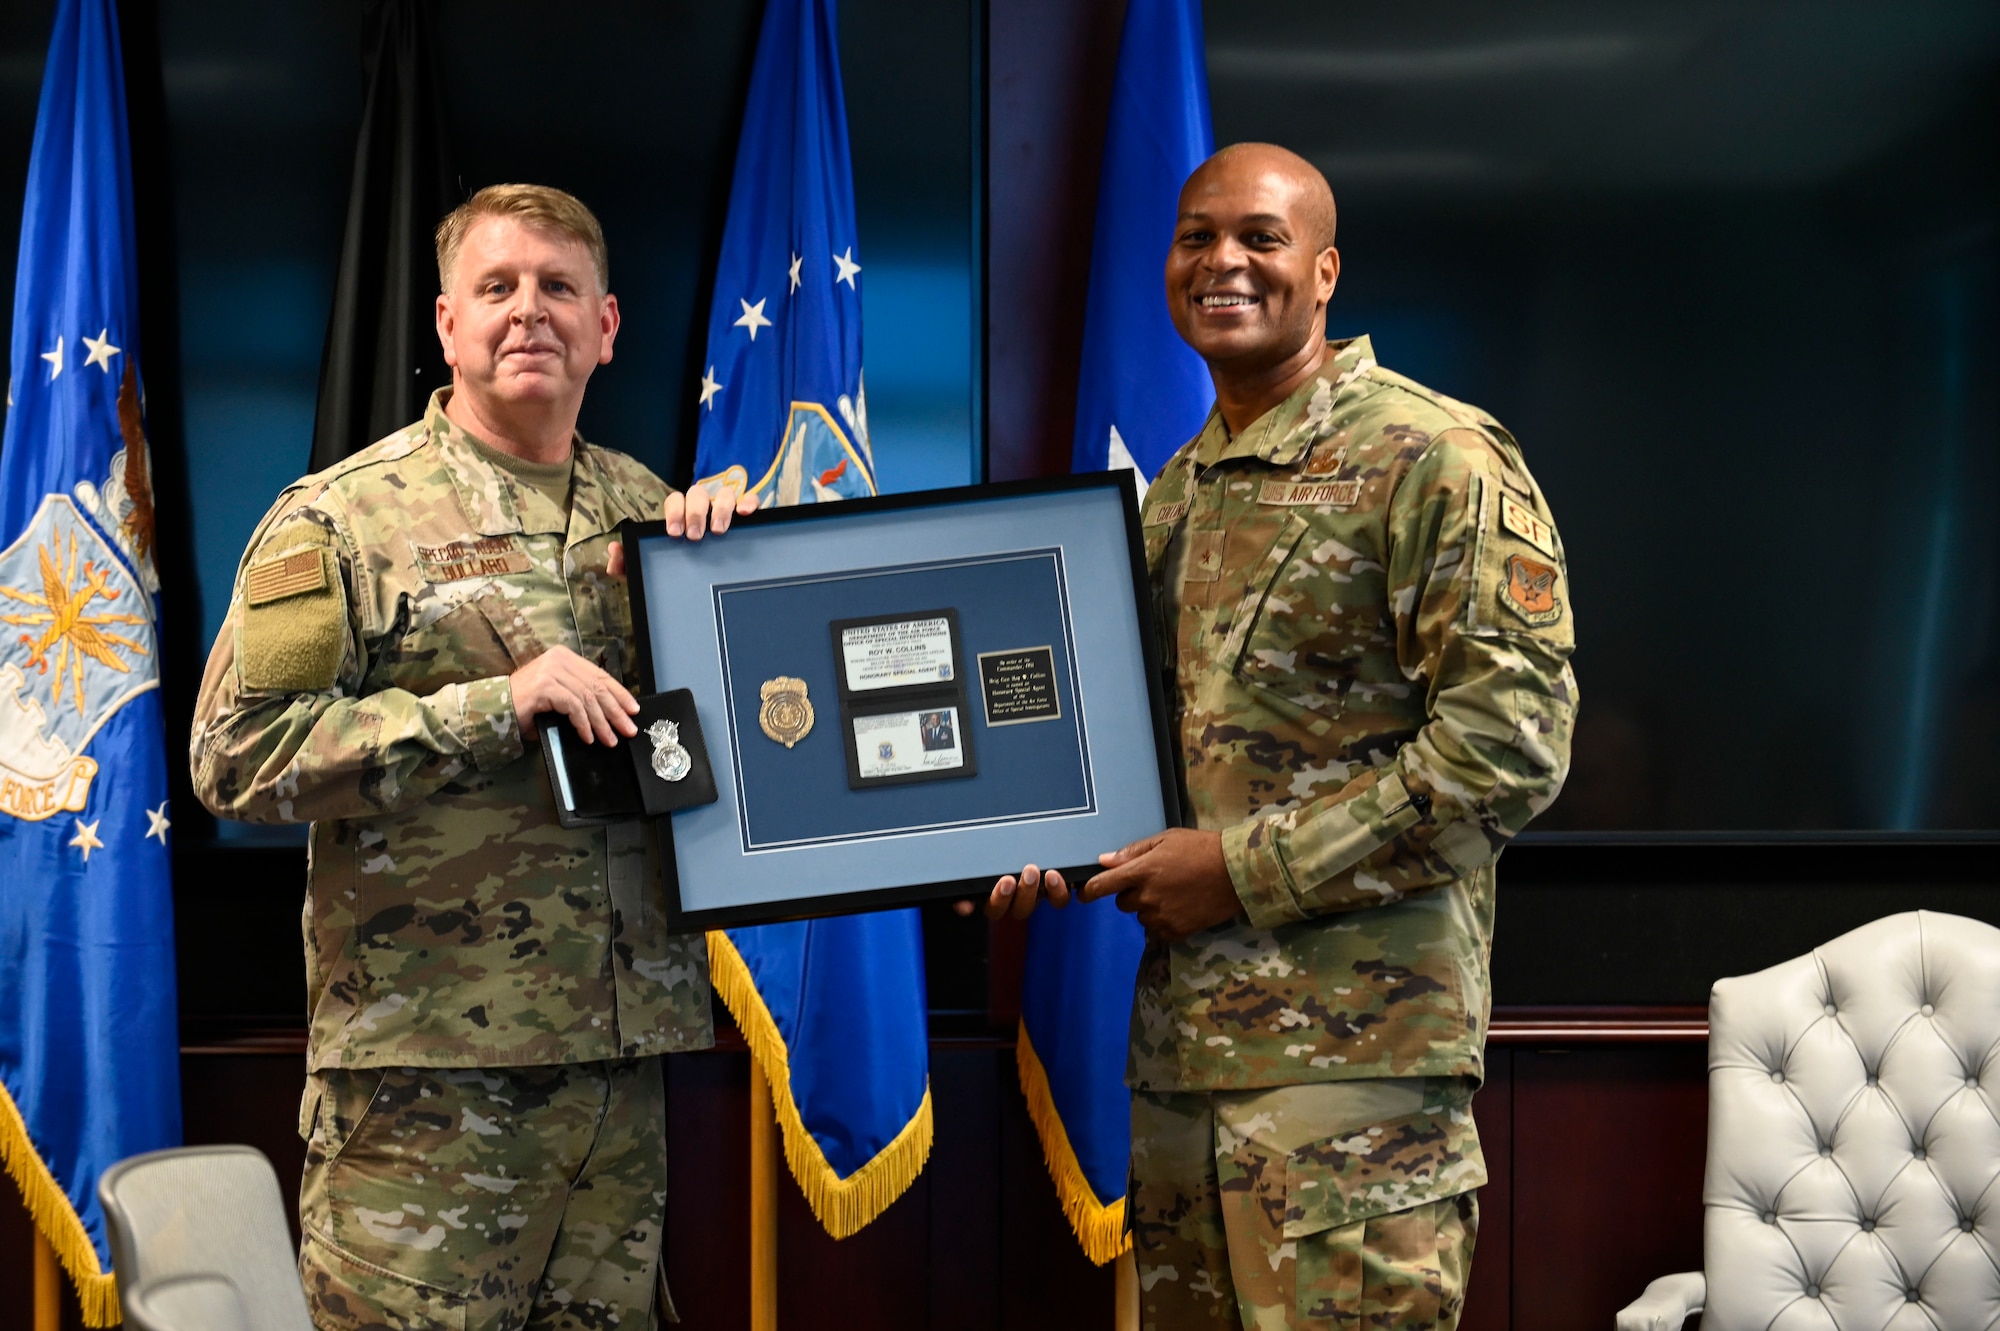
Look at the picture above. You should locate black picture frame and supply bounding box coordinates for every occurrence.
[623,472,1182,931]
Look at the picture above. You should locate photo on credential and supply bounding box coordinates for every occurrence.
[920,710,955,751]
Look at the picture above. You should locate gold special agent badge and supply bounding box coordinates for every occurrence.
[758,676,814,748]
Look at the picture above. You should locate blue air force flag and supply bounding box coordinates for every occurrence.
[1021,0,1214,1264]
[695,0,929,1239]
[691,0,876,505]
[0,0,182,1322]
[1069,0,1215,487]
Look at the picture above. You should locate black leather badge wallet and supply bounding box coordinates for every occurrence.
[538,688,718,829]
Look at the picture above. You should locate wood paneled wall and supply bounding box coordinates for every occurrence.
[2,1014,1711,1330]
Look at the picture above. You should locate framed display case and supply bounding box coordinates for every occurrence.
[625,473,1181,929]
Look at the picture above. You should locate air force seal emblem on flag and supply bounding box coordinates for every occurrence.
[0,493,156,823]
[687,0,932,1246]
[688,0,876,510]
[0,0,182,1316]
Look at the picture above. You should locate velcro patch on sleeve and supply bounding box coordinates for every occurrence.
[1498,492,1556,557]
[245,548,330,606]
[241,549,345,693]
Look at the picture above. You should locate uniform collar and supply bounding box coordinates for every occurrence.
[1190,335,1378,469]
[429,388,620,543]
[564,442,639,549]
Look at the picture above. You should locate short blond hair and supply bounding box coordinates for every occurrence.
[435,184,610,294]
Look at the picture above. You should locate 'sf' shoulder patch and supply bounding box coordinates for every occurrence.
[1497,492,1556,558]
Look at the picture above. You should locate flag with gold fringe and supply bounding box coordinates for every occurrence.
[0,0,182,1322]
[1022,0,1213,1263]
[692,0,929,1236]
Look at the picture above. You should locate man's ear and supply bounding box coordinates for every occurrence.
[1318,247,1341,305]
[598,293,621,366]
[435,293,457,368]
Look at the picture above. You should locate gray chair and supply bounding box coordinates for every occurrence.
[126,1274,253,1331]
[1616,910,2000,1330]
[98,1144,313,1331]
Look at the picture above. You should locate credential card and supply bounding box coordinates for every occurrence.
[839,614,957,692]
[852,707,966,781]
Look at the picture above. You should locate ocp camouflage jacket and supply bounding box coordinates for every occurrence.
[1130,337,1576,1091]
[191,391,712,1071]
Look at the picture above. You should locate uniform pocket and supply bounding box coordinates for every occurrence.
[316,1067,393,1169]
[299,1228,470,1331]
[1279,1082,1484,1240]
[1225,517,1332,701]
[300,1069,479,1330]
[1226,515,1370,722]
[1293,1204,1447,1329]
[569,535,638,684]
[378,588,518,694]
[580,634,629,685]
[1142,520,1174,576]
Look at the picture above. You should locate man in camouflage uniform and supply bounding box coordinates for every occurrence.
[192,184,749,1330]
[990,145,1576,1328]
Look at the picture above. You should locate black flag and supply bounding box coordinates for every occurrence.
[310,0,456,471]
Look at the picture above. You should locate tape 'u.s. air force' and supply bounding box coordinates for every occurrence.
[1258,479,1360,508]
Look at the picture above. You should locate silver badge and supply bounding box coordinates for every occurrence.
[647,719,691,783]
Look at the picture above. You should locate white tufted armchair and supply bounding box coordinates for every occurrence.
[1616,910,2000,1331]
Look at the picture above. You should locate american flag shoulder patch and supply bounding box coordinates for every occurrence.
[245,549,329,606]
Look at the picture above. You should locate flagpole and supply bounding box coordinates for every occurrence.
[749,1058,778,1331]
[1115,1249,1138,1331]
[33,1229,61,1331]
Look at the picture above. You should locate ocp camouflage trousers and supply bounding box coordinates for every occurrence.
[1131,1083,1479,1330]
[298,1058,669,1331]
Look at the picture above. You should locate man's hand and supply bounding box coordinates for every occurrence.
[603,486,762,577]
[510,645,639,746]
[665,483,759,540]
[955,865,1073,923]
[1081,829,1238,942]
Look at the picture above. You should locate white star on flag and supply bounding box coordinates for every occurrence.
[735,297,772,341]
[70,817,103,862]
[40,335,63,379]
[699,366,723,410]
[833,247,861,288]
[82,328,121,372]
[145,802,171,844]
[789,253,803,293]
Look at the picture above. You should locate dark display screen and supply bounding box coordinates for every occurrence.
[1207,0,2000,830]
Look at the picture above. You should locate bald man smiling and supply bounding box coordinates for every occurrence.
[989,145,1579,1329]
